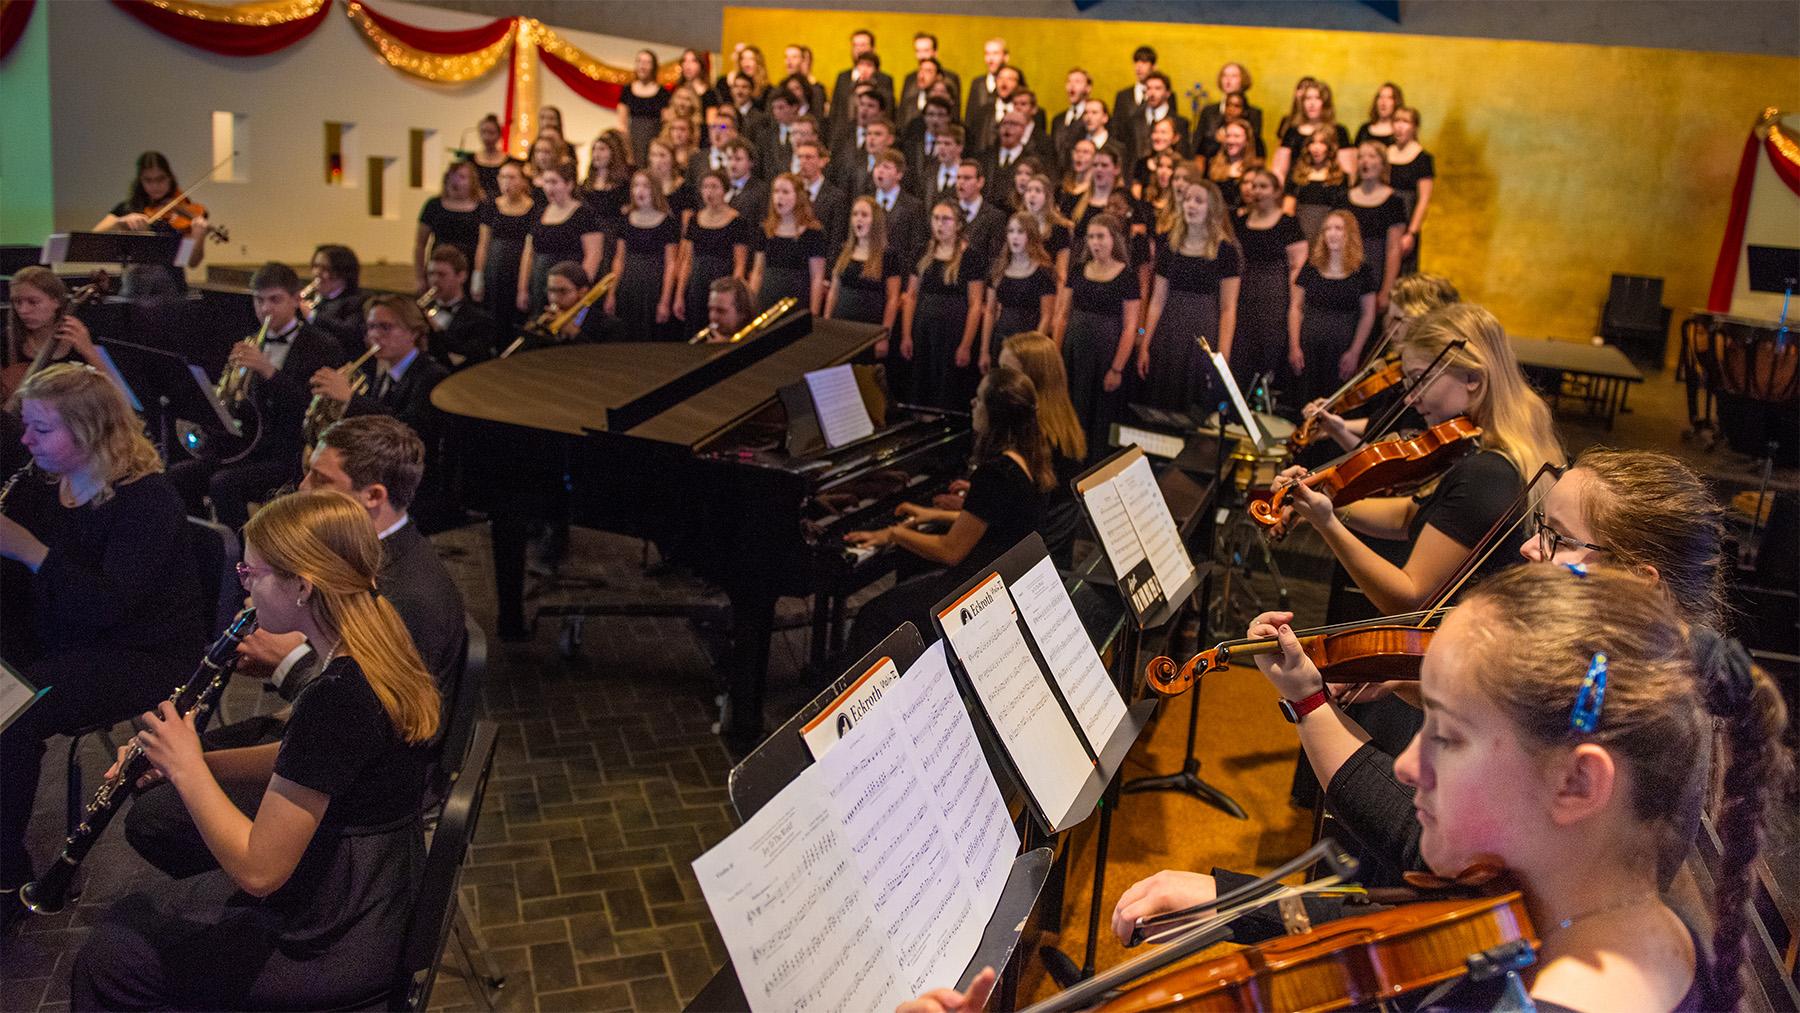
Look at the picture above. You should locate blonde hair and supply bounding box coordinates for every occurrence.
[1389,273,1459,319]
[832,195,890,283]
[1572,447,1727,631]
[244,491,440,744]
[1308,209,1365,274]
[1165,179,1233,260]
[14,363,161,504]
[1002,331,1086,462]
[1398,304,1564,479]
[1354,140,1391,185]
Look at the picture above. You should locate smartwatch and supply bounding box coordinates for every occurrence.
[1279,688,1332,724]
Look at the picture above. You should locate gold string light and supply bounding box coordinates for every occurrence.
[510,19,539,159]
[342,0,512,82]
[142,0,324,26]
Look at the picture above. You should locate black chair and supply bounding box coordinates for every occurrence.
[1600,273,1672,369]
[430,616,485,804]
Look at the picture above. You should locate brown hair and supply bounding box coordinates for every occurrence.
[1398,304,1564,480]
[4,266,68,365]
[1294,129,1346,186]
[428,245,468,275]
[629,169,671,215]
[125,151,179,211]
[14,362,162,502]
[318,414,425,510]
[990,212,1052,286]
[762,173,822,237]
[583,130,631,190]
[1001,332,1086,462]
[1571,447,1727,631]
[975,366,1054,493]
[918,199,968,286]
[1308,209,1365,274]
[442,158,485,202]
[1077,211,1130,269]
[1354,140,1391,185]
[708,276,755,325]
[1368,82,1407,124]
[833,196,890,283]
[363,293,429,349]
[1458,565,1789,1010]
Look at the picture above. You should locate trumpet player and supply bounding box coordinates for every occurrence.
[168,263,347,529]
[308,296,448,444]
[304,244,366,360]
[421,247,497,371]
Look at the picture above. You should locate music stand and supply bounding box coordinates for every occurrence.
[1747,245,1799,348]
[98,338,235,459]
[41,231,183,270]
[0,245,42,275]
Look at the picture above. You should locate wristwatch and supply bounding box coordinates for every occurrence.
[1279,688,1332,723]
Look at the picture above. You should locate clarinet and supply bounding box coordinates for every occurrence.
[20,608,259,915]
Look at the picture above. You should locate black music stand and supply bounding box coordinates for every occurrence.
[0,245,42,276]
[41,231,183,271]
[98,338,234,460]
[1747,245,1799,348]
[686,623,1055,1012]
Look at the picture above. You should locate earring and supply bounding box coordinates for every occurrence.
[295,597,306,607]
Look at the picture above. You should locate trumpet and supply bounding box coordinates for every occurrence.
[302,344,378,445]
[298,278,321,318]
[218,315,270,408]
[690,296,798,345]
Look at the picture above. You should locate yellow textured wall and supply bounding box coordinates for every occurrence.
[723,7,1800,360]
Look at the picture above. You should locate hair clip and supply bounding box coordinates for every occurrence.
[1569,652,1608,733]
[1561,562,1589,578]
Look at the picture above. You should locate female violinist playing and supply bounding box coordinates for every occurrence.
[94,152,210,270]
[2,268,110,396]
[1301,271,1459,454]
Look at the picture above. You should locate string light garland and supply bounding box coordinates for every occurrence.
[141,0,324,25]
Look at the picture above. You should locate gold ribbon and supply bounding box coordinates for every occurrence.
[342,0,513,84]
[140,0,325,25]
[1765,111,1799,171]
[534,21,683,89]
[509,18,539,159]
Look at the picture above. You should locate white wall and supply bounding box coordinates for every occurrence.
[42,0,688,272]
[1728,113,1800,321]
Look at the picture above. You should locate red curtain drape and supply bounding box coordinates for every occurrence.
[0,0,35,61]
[1707,130,1761,312]
[353,0,510,53]
[112,0,328,57]
[539,45,623,109]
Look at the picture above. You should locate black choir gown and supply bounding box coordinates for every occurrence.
[1387,150,1435,273]
[418,197,481,266]
[1062,266,1139,448]
[613,214,680,340]
[832,249,903,325]
[526,203,605,313]
[755,228,826,311]
[1344,190,1408,294]
[681,213,752,324]
[988,265,1056,358]
[1232,213,1306,402]
[478,201,534,337]
[909,252,985,410]
[1148,238,1242,409]
[1293,262,1377,406]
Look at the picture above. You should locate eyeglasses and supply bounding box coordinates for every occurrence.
[235,561,273,588]
[1530,509,1609,560]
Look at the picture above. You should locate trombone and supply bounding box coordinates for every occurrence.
[501,272,619,357]
[688,297,797,344]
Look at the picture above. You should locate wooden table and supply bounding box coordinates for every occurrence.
[1510,336,1646,430]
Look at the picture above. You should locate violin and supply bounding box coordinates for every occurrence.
[1291,359,1404,451]
[2,271,112,402]
[1097,888,1538,1012]
[1144,610,1440,696]
[141,197,229,243]
[1249,416,1482,541]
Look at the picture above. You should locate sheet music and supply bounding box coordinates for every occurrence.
[814,705,986,996]
[801,655,904,759]
[0,662,44,736]
[1011,557,1128,752]
[804,364,875,448]
[1082,481,1147,578]
[889,643,1017,909]
[1211,348,1264,448]
[693,778,907,1012]
[1114,424,1187,459]
[940,574,1094,822]
[1115,454,1195,597]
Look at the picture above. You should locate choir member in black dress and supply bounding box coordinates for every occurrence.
[516,162,604,316]
[661,95,703,168]
[1354,81,1404,146]
[305,245,366,359]
[524,135,563,191]
[71,489,441,1011]
[1059,137,1096,212]
[1386,107,1436,275]
[621,50,672,167]
[1140,181,1241,409]
[1,268,109,388]
[581,130,631,243]
[842,366,1051,658]
[675,170,752,326]
[1069,146,1154,298]
[1287,210,1378,406]
[749,173,828,314]
[1053,212,1141,446]
[902,200,987,409]
[1132,118,1183,194]
[1345,141,1409,312]
[645,138,697,234]
[1204,118,1258,211]
[420,247,496,370]
[94,151,211,274]
[413,159,482,292]
[1302,272,1459,452]
[824,196,904,337]
[606,171,680,340]
[1019,173,1074,281]
[473,160,535,339]
[0,364,205,905]
[1283,131,1349,239]
[469,114,514,199]
[1273,75,1315,146]
[1232,170,1308,404]
[1272,80,1354,181]
[677,48,715,111]
[981,214,1057,371]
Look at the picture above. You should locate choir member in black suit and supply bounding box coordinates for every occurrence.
[902,96,956,196]
[825,196,906,337]
[421,247,496,370]
[516,162,604,317]
[311,295,449,444]
[830,87,891,183]
[1053,212,1141,447]
[953,159,1008,268]
[759,86,805,179]
[1205,118,1259,211]
[607,171,681,340]
[720,139,769,226]
[899,55,949,130]
[620,50,672,167]
[970,64,1027,156]
[749,173,829,315]
[981,113,1036,206]
[922,123,967,206]
[1112,45,1159,129]
[1284,131,1350,239]
[1273,81,1354,181]
[1129,71,1191,159]
[964,37,1010,127]
[675,170,752,328]
[1052,69,1093,155]
[1071,98,1126,173]
[902,33,961,116]
[1232,169,1309,403]
[1345,141,1409,311]
[168,263,349,529]
[981,213,1058,369]
[796,140,850,259]
[1287,210,1379,406]
[902,200,988,410]
[306,244,366,359]
[830,34,894,138]
[1386,107,1435,275]
[1009,89,1055,165]
[1196,62,1265,155]
[865,150,923,266]
[690,104,741,181]
[124,414,466,881]
[838,117,897,196]
[0,364,206,903]
[1140,180,1241,409]
[474,161,535,340]
[1354,82,1404,147]
[413,160,481,292]
[726,72,773,147]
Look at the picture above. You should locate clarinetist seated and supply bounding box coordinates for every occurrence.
[0,365,205,924]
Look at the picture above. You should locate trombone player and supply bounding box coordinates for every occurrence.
[514,262,613,350]
[695,277,755,344]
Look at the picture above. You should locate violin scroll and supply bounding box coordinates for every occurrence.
[1144,649,1224,697]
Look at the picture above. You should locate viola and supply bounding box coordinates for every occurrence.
[1291,359,1404,451]
[1096,888,1538,1012]
[1249,416,1482,540]
[1144,613,1438,696]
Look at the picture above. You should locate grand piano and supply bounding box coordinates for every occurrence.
[431,311,971,752]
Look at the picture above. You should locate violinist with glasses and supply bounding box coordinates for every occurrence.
[94,151,213,272]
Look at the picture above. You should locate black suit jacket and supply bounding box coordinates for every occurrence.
[1131,109,1193,159]
[964,73,998,128]
[724,178,770,228]
[429,300,497,370]
[346,350,450,440]
[1113,83,1147,130]
[963,201,1008,266]
[807,180,850,258]
[902,68,961,111]
[310,289,366,360]
[878,190,927,266]
[1196,102,1266,153]
[1051,105,1087,145]
[255,323,346,463]
[829,68,895,133]
[759,124,799,179]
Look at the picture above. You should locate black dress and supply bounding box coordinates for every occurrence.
[417,196,481,266]
[755,227,826,311]
[478,200,534,337]
[108,200,188,292]
[1233,213,1305,399]
[470,158,518,199]
[831,248,903,325]
[1285,173,1348,239]
[1062,265,1140,447]
[1294,262,1377,406]
[1344,191,1408,293]
[682,213,752,323]
[581,184,628,265]
[1279,123,1352,159]
[526,203,604,312]
[910,252,985,410]
[619,85,671,167]
[613,214,680,340]
[1148,238,1242,409]
[72,657,432,1011]
[1353,122,1396,147]
[989,265,1056,357]
[1386,150,1434,273]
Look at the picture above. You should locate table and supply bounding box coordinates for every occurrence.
[1510,336,1645,430]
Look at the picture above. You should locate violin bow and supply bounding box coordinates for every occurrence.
[141,151,237,228]
[1415,461,1563,628]
[1349,338,1468,451]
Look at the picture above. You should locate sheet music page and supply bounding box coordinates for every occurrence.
[939,574,1094,823]
[1212,349,1264,448]
[800,655,904,759]
[1081,480,1148,577]
[804,364,875,448]
[692,774,907,1012]
[1116,455,1195,599]
[1011,557,1128,753]
[813,704,987,996]
[889,642,1018,910]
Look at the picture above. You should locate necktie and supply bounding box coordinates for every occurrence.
[377,371,393,400]
[729,184,742,202]
[940,168,953,191]
[880,194,892,212]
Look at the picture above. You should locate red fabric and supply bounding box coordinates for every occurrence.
[1765,130,1800,197]
[353,0,511,53]
[1,0,35,62]
[111,0,327,57]
[538,44,623,108]
[1707,129,1761,312]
